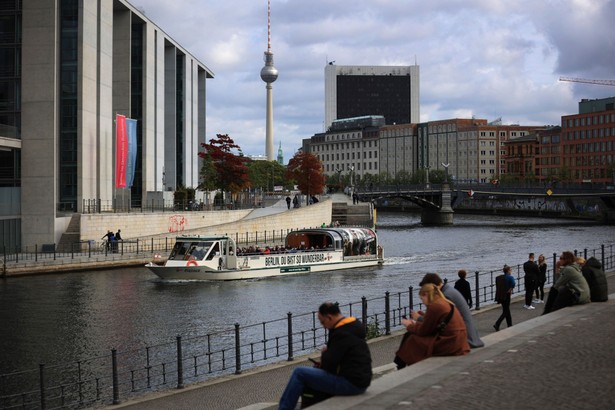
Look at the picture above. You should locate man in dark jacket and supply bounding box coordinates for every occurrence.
[278,302,372,410]
[523,253,540,309]
[581,256,608,302]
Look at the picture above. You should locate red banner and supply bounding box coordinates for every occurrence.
[115,114,128,188]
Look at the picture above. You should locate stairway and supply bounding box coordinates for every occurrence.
[57,214,82,252]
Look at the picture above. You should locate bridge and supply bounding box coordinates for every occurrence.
[355,183,615,225]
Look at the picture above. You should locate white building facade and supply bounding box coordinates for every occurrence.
[0,0,213,248]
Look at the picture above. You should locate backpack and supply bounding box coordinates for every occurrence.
[495,274,508,304]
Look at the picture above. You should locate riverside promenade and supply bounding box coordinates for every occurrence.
[107,274,615,410]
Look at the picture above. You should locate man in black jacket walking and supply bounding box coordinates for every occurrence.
[523,253,540,309]
[278,302,372,409]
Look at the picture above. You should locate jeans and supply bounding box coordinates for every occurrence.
[278,367,366,410]
[494,296,512,330]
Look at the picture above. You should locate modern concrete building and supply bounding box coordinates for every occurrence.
[0,0,214,249]
[324,64,420,129]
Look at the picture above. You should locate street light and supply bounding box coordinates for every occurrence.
[336,167,342,191]
[441,162,450,183]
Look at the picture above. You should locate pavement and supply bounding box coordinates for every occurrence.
[107,274,615,410]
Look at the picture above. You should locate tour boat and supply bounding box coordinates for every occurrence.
[145,227,384,280]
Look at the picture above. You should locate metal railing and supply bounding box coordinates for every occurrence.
[0,243,613,409]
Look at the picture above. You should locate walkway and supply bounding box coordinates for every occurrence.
[107,274,615,410]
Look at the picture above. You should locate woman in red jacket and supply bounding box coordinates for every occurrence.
[395,283,470,367]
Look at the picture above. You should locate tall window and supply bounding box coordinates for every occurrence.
[58,0,78,211]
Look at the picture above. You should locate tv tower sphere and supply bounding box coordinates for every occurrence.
[260,53,278,83]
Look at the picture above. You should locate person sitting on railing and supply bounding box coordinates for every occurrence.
[278,302,372,410]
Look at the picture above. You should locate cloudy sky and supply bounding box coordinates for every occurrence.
[133,0,615,161]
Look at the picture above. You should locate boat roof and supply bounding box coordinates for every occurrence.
[174,235,231,241]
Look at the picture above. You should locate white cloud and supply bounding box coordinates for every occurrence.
[132,0,614,160]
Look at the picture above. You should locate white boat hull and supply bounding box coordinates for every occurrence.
[146,254,381,281]
[146,228,384,281]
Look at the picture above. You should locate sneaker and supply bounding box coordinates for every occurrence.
[534,299,544,304]
[523,305,536,310]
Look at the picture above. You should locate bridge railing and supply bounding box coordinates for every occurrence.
[0,243,612,408]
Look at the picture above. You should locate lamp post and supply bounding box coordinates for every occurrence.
[441,162,450,183]
[347,165,355,190]
[425,166,430,188]
[336,167,342,192]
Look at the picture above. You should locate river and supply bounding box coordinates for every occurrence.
[0,212,613,374]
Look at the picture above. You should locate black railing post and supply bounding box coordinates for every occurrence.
[112,349,119,404]
[136,239,139,255]
[361,296,367,334]
[552,253,557,284]
[409,286,414,309]
[35,244,38,262]
[474,271,481,310]
[88,240,91,258]
[601,244,605,270]
[287,312,294,361]
[39,363,46,410]
[176,336,184,389]
[584,248,587,260]
[53,243,56,260]
[234,323,242,374]
[384,291,391,335]
[151,238,154,254]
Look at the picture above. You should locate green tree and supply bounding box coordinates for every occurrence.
[246,160,290,191]
[286,151,326,205]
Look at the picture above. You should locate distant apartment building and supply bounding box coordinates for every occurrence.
[304,115,542,184]
[0,1,214,249]
[324,64,420,129]
[560,97,615,183]
[303,116,383,179]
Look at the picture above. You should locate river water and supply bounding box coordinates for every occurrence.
[1,212,613,374]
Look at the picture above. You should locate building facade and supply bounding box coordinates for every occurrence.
[0,0,214,248]
[560,98,615,183]
[324,64,420,129]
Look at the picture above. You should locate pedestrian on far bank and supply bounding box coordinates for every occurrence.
[535,254,547,302]
[115,229,122,241]
[522,253,540,309]
[493,264,516,331]
[292,195,299,208]
[101,230,114,251]
[285,196,291,210]
[454,269,473,308]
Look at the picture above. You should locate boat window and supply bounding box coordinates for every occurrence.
[206,242,220,260]
[189,242,213,260]
[169,242,192,260]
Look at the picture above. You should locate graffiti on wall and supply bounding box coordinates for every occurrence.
[168,215,186,233]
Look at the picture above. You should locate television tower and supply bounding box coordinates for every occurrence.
[260,0,278,161]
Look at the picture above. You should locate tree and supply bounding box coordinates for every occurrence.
[199,134,250,195]
[246,160,290,191]
[286,151,326,204]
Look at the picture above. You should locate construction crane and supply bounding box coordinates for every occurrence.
[559,76,615,86]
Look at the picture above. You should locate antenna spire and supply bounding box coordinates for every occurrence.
[267,0,271,52]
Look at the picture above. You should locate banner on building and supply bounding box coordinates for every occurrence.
[126,118,137,188]
[115,114,128,188]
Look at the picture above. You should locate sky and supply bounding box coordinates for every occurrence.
[132,0,615,162]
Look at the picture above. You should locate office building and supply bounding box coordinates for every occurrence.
[324,64,420,129]
[0,0,214,249]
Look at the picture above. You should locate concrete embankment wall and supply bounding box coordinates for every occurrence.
[79,200,333,243]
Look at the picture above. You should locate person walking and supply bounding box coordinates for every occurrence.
[522,253,540,309]
[454,269,473,308]
[285,196,291,210]
[535,254,547,303]
[278,302,371,410]
[494,264,516,331]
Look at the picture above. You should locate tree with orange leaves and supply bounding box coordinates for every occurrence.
[286,151,326,205]
[199,134,250,195]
